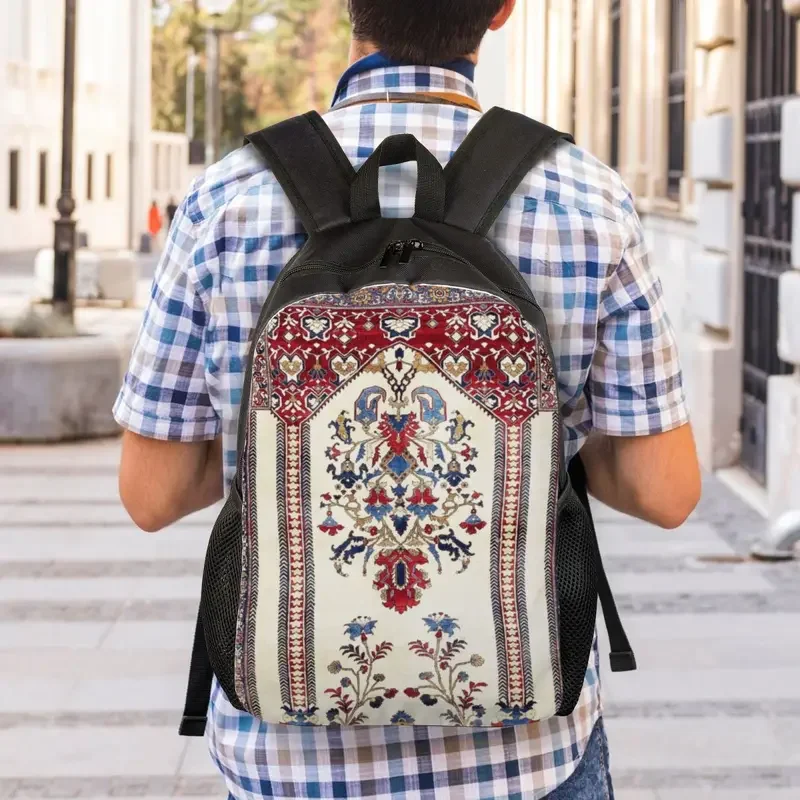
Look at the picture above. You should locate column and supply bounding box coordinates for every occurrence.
[620,0,647,194]
[685,0,744,469]
[576,0,611,160]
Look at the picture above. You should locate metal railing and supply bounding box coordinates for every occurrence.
[741,0,797,484]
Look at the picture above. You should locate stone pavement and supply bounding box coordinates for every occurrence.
[0,439,798,800]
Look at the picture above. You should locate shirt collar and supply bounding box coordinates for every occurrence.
[331,54,479,109]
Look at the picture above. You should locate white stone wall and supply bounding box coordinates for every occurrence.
[0,0,152,253]
[150,132,191,215]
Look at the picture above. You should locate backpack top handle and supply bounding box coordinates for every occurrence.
[350,133,446,224]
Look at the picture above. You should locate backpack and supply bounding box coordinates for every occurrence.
[179,107,635,735]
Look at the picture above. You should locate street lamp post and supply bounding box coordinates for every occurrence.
[205,25,222,166]
[198,0,245,166]
[53,0,78,322]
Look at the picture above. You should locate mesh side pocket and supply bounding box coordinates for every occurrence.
[554,482,598,715]
[200,482,244,709]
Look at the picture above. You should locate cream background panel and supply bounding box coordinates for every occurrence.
[523,411,559,720]
[309,365,495,725]
[306,358,552,725]
[253,410,284,714]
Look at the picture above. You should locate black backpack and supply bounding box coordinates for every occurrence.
[180,107,635,736]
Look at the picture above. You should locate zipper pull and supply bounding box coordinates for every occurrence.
[400,240,424,264]
[380,241,405,268]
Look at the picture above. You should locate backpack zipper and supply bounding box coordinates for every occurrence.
[380,239,546,317]
[268,241,546,323]
[269,259,366,295]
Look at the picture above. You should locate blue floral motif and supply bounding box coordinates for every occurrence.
[326,458,364,489]
[390,511,410,536]
[344,618,377,640]
[391,710,416,725]
[497,701,536,725]
[281,706,318,726]
[422,613,459,638]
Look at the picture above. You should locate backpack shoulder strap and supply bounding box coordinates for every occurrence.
[443,107,574,236]
[245,111,356,234]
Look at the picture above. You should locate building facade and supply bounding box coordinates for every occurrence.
[0,0,153,253]
[483,0,800,519]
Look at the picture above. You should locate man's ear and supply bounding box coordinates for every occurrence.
[489,0,517,31]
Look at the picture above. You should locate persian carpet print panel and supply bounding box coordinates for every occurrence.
[241,284,561,727]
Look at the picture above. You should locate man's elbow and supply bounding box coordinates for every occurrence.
[119,479,174,533]
[639,475,702,529]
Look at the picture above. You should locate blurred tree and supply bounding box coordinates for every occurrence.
[152,0,350,155]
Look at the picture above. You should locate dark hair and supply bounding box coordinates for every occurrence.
[348,0,505,65]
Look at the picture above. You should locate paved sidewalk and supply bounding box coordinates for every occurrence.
[0,439,798,799]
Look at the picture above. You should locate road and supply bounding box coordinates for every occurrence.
[0,438,798,799]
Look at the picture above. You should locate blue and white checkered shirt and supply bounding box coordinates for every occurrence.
[115,64,688,799]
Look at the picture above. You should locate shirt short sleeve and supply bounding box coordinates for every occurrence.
[113,196,220,442]
[589,202,690,437]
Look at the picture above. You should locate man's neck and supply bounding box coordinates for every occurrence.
[347,39,478,67]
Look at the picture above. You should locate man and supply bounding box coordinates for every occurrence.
[147,199,163,250]
[115,1,701,797]
[166,196,179,229]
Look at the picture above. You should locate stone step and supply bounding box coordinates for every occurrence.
[607,569,774,595]
[605,716,800,770]
[0,575,202,601]
[0,502,221,527]
[0,528,209,561]
[602,666,800,704]
[596,521,736,557]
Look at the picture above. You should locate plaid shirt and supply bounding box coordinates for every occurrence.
[115,65,688,799]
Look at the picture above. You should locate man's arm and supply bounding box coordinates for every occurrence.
[113,182,225,533]
[582,191,700,529]
[119,431,224,533]
[580,424,701,529]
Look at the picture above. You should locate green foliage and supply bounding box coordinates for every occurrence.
[152,0,350,155]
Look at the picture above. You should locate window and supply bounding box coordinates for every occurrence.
[86,153,94,201]
[166,145,173,194]
[38,151,48,207]
[610,0,622,170]
[153,143,160,191]
[8,150,20,210]
[105,153,113,199]
[667,0,687,199]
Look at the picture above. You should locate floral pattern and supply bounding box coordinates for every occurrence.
[245,288,562,723]
[324,617,398,725]
[320,347,486,614]
[401,613,488,727]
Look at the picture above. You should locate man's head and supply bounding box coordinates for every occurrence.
[348,0,516,65]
